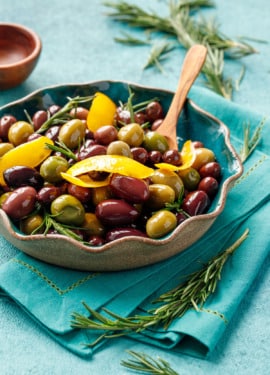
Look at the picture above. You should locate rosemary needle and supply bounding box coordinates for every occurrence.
[114,31,151,45]
[71,229,249,345]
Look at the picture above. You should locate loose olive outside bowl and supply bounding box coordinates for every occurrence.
[0,81,243,271]
[0,23,42,90]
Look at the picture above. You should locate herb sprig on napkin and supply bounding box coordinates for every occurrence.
[71,229,249,346]
[103,0,257,99]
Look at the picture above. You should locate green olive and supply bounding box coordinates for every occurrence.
[117,123,144,147]
[146,210,177,238]
[0,142,14,156]
[82,212,105,237]
[50,194,85,226]
[142,131,169,153]
[191,147,215,170]
[8,121,34,146]
[150,169,184,198]
[20,214,44,235]
[40,156,69,183]
[58,119,86,149]
[177,167,201,191]
[146,184,175,210]
[0,192,12,208]
[106,140,132,157]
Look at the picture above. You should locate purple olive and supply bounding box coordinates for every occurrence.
[37,185,62,204]
[130,147,148,164]
[106,227,147,242]
[151,118,163,131]
[0,115,17,140]
[45,125,60,141]
[3,166,44,190]
[162,150,181,165]
[95,199,140,226]
[134,112,147,125]
[48,105,61,116]
[181,190,210,216]
[114,107,131,125]
[199,162,221,180]
[176,211,188,225]
[94,125,118,145]
[2,186,37,220]
[147,150,162,165]
[88,235,106,246]
[77,144,107,161]
[110,174,150,203]
[32,110,48,131]
[67,183,92,203]
[198,176,219,198]
[145,101,163,122]
[27,133,42,142]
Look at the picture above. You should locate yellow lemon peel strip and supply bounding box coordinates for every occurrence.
[60,173,111,188]
[61,155,154,187]
[0,136,53,185]
[86,92,117,132]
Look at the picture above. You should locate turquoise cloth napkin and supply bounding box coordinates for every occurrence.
[0,87,269,358]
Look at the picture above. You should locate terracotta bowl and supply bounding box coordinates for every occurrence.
[0,81,243,271]
[0,23,42,90]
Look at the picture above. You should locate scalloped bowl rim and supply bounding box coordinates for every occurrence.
[0,80,243,269]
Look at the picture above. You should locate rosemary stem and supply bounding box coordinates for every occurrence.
[104,0,257,99]
[71,229,249,343]
[37,95,94,133]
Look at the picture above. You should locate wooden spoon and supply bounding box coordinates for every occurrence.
[156,44,207,150]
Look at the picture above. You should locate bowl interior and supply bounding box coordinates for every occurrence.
[1,80,238,215]
[0,24,38,66]
[0,81,242,270]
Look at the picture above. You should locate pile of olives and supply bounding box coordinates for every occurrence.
[0,94,221,245]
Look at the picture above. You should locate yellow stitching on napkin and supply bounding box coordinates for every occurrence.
[200,307,228,323]
[233,155,267,187]
[12,258,99,296]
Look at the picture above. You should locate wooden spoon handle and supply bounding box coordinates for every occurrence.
[157,44,207,135]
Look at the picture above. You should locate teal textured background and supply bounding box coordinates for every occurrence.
[1,1,270,374]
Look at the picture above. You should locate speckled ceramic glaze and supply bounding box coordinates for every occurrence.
[0,81,243,271]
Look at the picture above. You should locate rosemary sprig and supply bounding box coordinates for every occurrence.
[31,212,84,242]
[119,87,159,127]
[43,215,84,242]
[71,229,249,345]
[143,41,176,73]
[121,350,179,375]
[36,95,94,134]
[45,141,78,161]
[103,0,257,99]
[239,118,267,163]
[164,186,185,212]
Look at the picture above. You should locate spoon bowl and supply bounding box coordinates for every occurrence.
[156,44,207,150]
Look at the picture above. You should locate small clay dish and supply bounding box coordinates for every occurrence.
[0,23,42,90]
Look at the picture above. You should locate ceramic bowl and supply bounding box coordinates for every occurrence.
[0,81,243,271]
[0,23,42,90]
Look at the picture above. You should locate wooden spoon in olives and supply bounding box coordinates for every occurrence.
[156,44,207,150]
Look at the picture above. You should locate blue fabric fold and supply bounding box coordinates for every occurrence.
[0,87,269,358]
